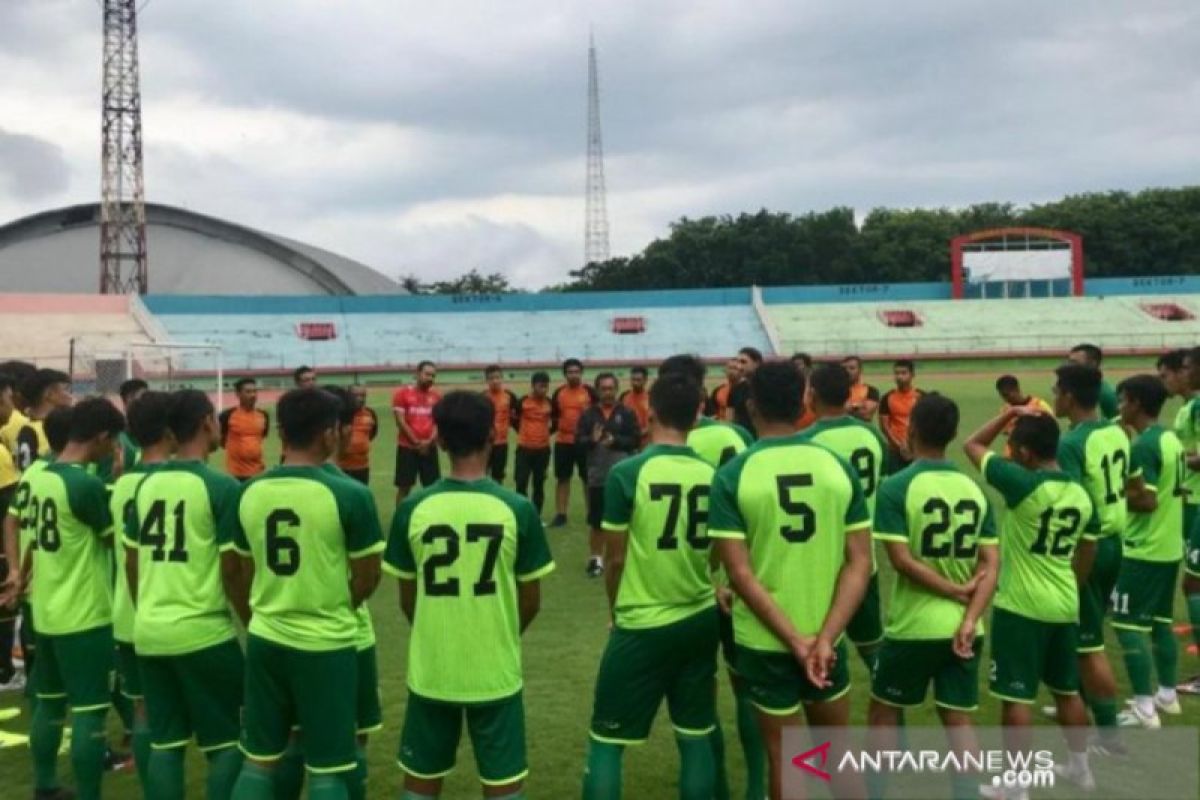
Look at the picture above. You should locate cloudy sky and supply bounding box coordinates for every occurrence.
[0,1,1197,288]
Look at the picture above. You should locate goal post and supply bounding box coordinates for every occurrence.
[125,342,225,413]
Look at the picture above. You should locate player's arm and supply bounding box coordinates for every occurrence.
[0,511,20,605]
[809,527,872,686]
[124,543,139,604]
[882,541,976,603]
[954,542,999,658]
[1125,475,1156,512]
[518,580,541,633]
[392,393,418,443]
[221,551,251,625]
[349,553,381,608]
[963,408,1020,469]
[218,408,231,448]
[716,538,811,661]
[398,578,416,624]
[603,532,628,613]
[876,394,900,448]
[367,408,379,441]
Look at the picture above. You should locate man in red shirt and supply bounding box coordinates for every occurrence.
[483,365,518,484]
[336,384,378,485]
[550,358,597,526]
[218,377,269,480]
[392,360,441,502]
[618,365,650,448]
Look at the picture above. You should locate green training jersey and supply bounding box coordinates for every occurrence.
[384,477,555,703]
[873,460,997,639]
[9,456,52,561]
[25,462,113,635]
[109,463,157,644]
[232,465,385,652]
[1125,424,1185,563]
[708,434,870,651]
[126,460,241,656]
[319,463,376,651]
[601,444,716,629]
[1174,397,1200,507]
[1057,419,1131,539]
[687,417,753,469]
[1099,380,1119,421]
[982,452,1096,624]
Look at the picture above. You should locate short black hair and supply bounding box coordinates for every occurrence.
[995,374,1020,393]
[0,360,35,387]
[167,389,215,442]
[910,393,959,449]
[594,372,618,388]
[320,385,356,427]
[67,397,125,443]
[1157,349,1187,371]
[738,347,764,364]
[43,406,72,453]
[750,362,803,423]
[234,377,257,392]
[417,360,436,373]
[1055,363,1101,410]
[841,355,862,367]
[0,372,14,396]
[24,368,69,406]
[531,371,550,385]
[118,379,148,404]
[658,354,707,385]
[790,352,813,369]
[277,388,341,449]
[1070,343,1103,366]
[650,373,701,432]
[1117,374,1169,418]
[1009,414,1060,461]
[893,359,915,372]
[809,362,851,407]
[127,391,173,448]
[293,365,315,383]
[562,358,584,373]
[484,364,502,377]
[630,365,648,378]
[433,391,493,458]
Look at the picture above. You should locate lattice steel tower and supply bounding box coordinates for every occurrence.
[99,0,148,294]
[584,32,610,266]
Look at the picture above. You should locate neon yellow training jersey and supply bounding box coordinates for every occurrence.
[385,477,555,703]
[982,452,1096,624]
[0,408,29,490]
[873,460,997,639]
[1057,418,1130,539]
[687,417,753,469]
[24,461,114,635]
[232,464,385,652]
[9,456,52,565]
[1125,424,1185,563]
[109,462,159,645]
[1174,397,1200,507]
[708,433,870,651]
[319,462,376,651]
[126,460,241,656]
[602,444,716,629]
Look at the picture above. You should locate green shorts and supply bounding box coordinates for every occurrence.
[241,634,359,774]
[115,641,143,700]
[399,690,527,787]
[35,625,114,712]
[1078,535,1122,652]
[988,608,1078,703]
[1185,503,1197,543]
[357,645,383,735]
[589,606,719,744]
[871,637,983,711]
[735,639,850,716]
[139,638,243,752]
[846,573,883,646]
[1112,557,1180,632]
[1185,506,1200,579]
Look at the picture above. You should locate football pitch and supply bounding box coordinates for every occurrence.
[2,361,1199,798]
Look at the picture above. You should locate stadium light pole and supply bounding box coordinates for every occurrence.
[584,29,611,268]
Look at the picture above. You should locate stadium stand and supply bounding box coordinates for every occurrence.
[0,293,155,370]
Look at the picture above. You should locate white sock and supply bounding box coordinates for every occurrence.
[1157,687,1178,705]
[1135,695,1155,716]
[1068,750,1089,773]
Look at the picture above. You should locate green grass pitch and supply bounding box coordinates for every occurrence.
[2,362,1199,798]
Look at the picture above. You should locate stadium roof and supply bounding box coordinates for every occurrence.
[0,203,401,295]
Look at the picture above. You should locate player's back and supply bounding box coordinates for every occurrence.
[11,455,51,563]
[1174,397,1200,508]
[128,460,240,655]
[799,416,887,515]
[110,462,158,647]
[1126,424,1184,562]
[1058,419,1130,538]
[687,417,752,468]
[603,445,716,629]
[386,477,554,702]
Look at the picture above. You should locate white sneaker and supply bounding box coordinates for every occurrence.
[1053,762,1096,791]
[1125,695,1182,715]
[1040,704,1058,719]
[0,670,24,693]
[1117,705,1161,729]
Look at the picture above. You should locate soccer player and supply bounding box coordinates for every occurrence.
[709,362,871,800]
[228,388,384,800]
[725,347,763,436]
[293,366,317,389]
[1112,375,1186,728]
[799,362,891,669]
[843,355,880,422]
[550,358,596,527]
[964,410,1094,797]
[583,372,720,800]
[995,374,1052,417]
[125,389,247,798]
[1166,347,1200,691]
[1050,362,1129,749]
[879,358,923,470]
[577,374,640,577]
[513,372,553,515]
[14,368,73,470]
[115,378,148,474]
[393,361,441,503]
[108,390,173,792]
[384,391,554,799]
[790,354,816,431]
[484,365,518,483]
[220,378,270,481]
[709,358,741,421]
[335,384,378,486]
[1068,343,1118,419]
[619,365,650,448]
[9,397,125,800]
[0,372,19,691]
[869,393,998,800]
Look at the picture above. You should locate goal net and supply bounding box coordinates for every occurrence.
[70,341,225,413]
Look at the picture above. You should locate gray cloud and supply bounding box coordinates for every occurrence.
[0,130,70,200]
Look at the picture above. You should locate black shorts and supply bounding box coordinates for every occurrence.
[489,444,509,483]
[554,442,587,482]
[343,468,370,486]
[395,446,440,489]
[587,486,605,528]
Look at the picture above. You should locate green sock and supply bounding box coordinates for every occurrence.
[232,761,275,800]
[30,695,66,790]
[274,740,305,800]
[1089,697,1119,731]
[148,746,186,800]
[207,746,244,800]
[676,734,716,800]
[709,721,730,800]
[308,773,349,800]
[1152,620,1179,689]
[1117,628,1154,696]
[70,709,108,800]
[346,744,367,800]
[132,715,153,791]
[582,739,623,800]
[734,690,766,800]
[1188,593,1200,653]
